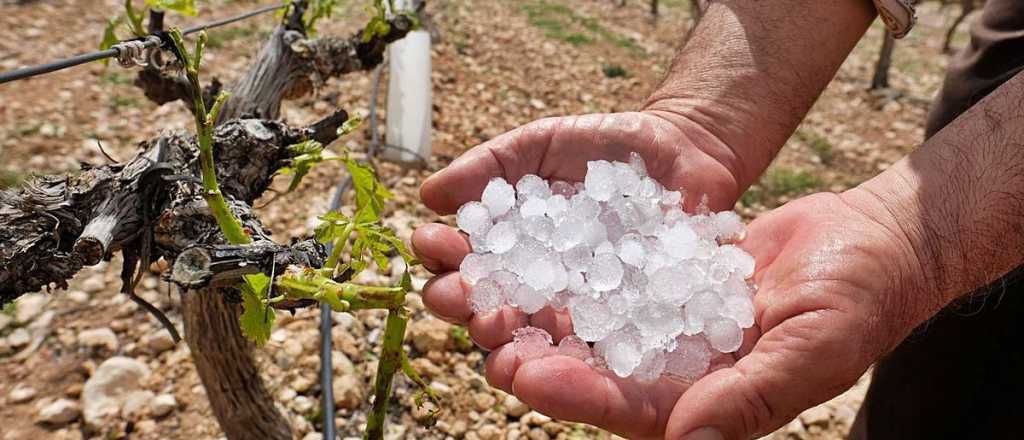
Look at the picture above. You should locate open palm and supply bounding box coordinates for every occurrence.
[415,113,928,439]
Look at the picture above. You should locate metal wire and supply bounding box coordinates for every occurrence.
[0,3,286,85]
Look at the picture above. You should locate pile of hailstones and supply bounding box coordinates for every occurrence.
[457,154,757,382]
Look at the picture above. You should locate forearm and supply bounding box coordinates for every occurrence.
[645,0,875,191]
[843,70,1024,319]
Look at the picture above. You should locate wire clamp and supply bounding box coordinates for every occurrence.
[112,36,161,68]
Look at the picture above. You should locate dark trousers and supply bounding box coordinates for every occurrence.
[849,1,1024,439]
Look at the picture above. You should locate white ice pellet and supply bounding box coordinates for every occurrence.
[713,210,746,241]
[516,175,552,200]
[595,330,642,377]
[718,245,756,278]
[485,221,518,254]
[520,197,548,218]
[720,294,755,328]
[545,194,569,219]
[551,216,585,251]
[456,154,758,381]
[523,257,557,290]
[470,279,505,314]
[513,326,554,362]
[460,253,499,285]
[705,318,743,353]
[457,202,492,237]
[617,234,646,267]
[587,253,624,292]
[584,161,617,202]
[556,335,593,361]
[481,177,516,217]
[512,284,547,314]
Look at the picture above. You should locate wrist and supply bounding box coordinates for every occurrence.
[642,97,774,195]
[835,186,949,350]
[638,106,746,209]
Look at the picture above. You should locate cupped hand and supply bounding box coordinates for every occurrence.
[415,112,935,439]
[419,111,743,214]
[661,191,938,439]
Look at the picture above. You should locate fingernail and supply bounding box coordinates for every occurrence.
[682,427,724,440]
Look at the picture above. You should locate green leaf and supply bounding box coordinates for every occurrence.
[362,15,391,42]
[125,0,148,37]
[279,140,342,193]
[337,115,363,137]
[144,0,197,16]
[315,211,353,244]
[239,273,275,346]
[305,0,342,36]
[343,158,392,223]
[100,15,123,58]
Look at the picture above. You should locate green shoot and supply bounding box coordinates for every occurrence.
[99,0,197,54]
[401,350,441,425]
[278,140,344,193]
[144,0,197,16]
[276,116,361,193]
[169,28,278,344]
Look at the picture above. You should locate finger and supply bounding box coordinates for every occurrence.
[467,306,530,350]
[666,309,869,440]
[412,223,471,274]
[483,343,520,393]
[528,306,574,343]
[512,356,685,439]
[420,272,473,324]
[420,121,551,214]
[421,114,665,214]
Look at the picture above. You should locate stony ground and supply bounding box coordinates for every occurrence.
[0,0,966,439]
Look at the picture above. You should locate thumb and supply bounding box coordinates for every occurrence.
[665,310,870,440]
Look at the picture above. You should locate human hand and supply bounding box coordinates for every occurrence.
[419,111,744,214]
[659,191,939,439]
[415,181,936,438]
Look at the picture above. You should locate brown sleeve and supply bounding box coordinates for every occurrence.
[926,0,1024,137]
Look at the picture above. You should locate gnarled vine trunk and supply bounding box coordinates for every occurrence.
[143,12,413,440]
[0,6,412,439]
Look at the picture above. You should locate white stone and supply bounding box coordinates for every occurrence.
[9,386,37,403]
[15,293,48,324]
[77,327,119,352]
[150,394,178,417]
[82,357,151,428]
[36,399,80,425]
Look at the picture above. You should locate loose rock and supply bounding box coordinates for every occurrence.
[142,331,176,354]
[150,394,178,418]
[409,318,452,353]
[81,275,106,294]
[799,405,832,427]
[15,293,48,324]
[36,399,81,425]
[121,390,155,421]
[77,327,119,352]
[9,385,37,403]
[8,328,30,347]
[333,375,364,410]
[503,394,530,418]
[82,356,151,428]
